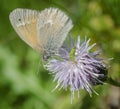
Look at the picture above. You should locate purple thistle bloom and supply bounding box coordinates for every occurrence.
[45,36,108,102]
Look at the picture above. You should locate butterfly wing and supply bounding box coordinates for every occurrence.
[38,8,73,55]
[9,8,41,52]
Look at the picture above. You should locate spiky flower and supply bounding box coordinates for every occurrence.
[45,36,108,102]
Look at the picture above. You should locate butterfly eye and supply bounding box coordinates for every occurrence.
[42,50,57,61]
[42,53,50,61]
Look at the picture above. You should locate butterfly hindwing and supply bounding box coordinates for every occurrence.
[38,8,73,54]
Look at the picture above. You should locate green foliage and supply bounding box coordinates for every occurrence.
[0,0,120,109]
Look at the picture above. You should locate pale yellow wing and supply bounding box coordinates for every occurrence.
[9,8,41,52]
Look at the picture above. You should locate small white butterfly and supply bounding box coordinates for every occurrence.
[9,7,73,60]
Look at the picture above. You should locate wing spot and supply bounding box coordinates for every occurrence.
[18,18,21,21]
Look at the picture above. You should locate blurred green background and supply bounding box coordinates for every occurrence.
[0,0,120,109]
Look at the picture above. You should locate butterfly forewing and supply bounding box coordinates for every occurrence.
[9,9,41,52]
[38,8,73,54]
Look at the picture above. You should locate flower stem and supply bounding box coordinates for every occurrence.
[106,77,120,87]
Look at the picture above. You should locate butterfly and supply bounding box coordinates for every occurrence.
[9,7,73,60]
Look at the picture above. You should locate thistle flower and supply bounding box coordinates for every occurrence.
[45,36,108,102]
